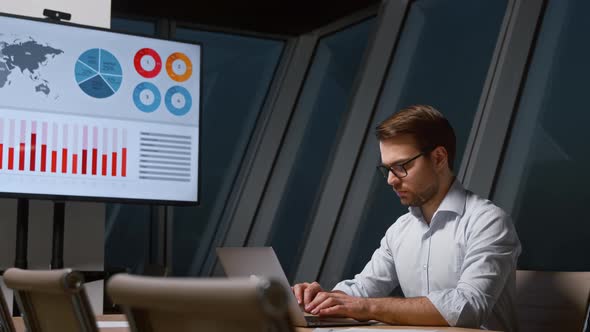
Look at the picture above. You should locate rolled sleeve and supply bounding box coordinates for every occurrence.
[427,208,520,328]
[427,282,486,327]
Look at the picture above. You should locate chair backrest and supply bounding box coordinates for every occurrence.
[3,268,98,332]
[0,278,15,332]
[107,274,294,332]
[516,270,590,332]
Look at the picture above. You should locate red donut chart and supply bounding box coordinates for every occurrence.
[134,48,162,78]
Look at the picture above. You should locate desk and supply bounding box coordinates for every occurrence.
[296,327,496,331]
[13,315,495,332]
[13,315,130,332]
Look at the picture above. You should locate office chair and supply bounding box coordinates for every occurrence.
[3,268,98,332]
[0,278,15,332]
[107,274,294,332]
[516,270,590,332]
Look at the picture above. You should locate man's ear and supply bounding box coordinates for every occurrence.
[431,146,449,170]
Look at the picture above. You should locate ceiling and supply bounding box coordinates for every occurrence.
[111,0,380,36]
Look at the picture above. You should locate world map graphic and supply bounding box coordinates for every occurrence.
[0,36,63,97]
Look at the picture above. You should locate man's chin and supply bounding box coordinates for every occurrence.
[399,197,420,207]
[398,198,411,206]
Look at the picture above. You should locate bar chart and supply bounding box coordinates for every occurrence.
[0,118,128,177]
[0,108,198,202]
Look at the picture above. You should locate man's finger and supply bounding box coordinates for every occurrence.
[303,283,321,307]
[306,291,331,312]
[292,283,306,304]
[310,295,337,315]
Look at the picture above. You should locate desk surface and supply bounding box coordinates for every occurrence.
[13,315,130,332]
[296,326,494,332]
[13,315,495,332]
[295,325,494,332]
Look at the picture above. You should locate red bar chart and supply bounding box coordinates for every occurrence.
[41,122,47,172]
[19,120,25,171]
[8,120,15,170]
[30,121,36,171]
[51,123,58,173]
[72,125,78,175]
[0,118,128,177]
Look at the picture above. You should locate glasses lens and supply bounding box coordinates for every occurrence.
[391,165,407,178]
[377,166,389,178]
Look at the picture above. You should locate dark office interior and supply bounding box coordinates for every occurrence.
[1,0,589,331]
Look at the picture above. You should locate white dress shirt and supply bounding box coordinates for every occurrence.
[333,179,521,331]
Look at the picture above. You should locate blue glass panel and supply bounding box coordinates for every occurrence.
[493,0,590,271]
[110,17,156,36]
[268,18,376,281]
[172,28,284,276]
[344,0,508,279]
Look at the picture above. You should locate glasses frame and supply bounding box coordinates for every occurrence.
[376,149,432,179]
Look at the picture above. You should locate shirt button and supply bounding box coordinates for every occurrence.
[423,265,427,270]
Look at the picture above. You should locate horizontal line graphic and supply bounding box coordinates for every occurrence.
[139,176,190,182]
[139,159,191,166]
[140,132,191,139]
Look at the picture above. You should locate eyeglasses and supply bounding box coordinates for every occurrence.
[377,150,430,179]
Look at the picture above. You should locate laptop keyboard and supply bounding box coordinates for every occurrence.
[305,316,323,326]
[304,315,374,327]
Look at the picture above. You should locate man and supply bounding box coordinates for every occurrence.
[292,105,521,331]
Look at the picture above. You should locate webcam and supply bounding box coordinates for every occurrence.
[43,9,71,22]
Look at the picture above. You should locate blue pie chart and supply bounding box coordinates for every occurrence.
[75,48,123,98]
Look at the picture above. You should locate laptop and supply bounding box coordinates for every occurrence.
[216,247,374,327]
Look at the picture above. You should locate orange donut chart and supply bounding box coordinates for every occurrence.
[166,52,192,82]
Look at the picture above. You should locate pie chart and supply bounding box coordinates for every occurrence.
[75,48,123,98]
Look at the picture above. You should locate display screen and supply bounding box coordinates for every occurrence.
[0,14,201,203]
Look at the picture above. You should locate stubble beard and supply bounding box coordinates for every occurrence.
[400,182,439,207]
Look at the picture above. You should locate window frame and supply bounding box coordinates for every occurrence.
[307,0,545,287]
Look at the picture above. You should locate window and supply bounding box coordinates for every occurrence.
[110,17,156,36]
[493,0,590,271]
[171,28,284,276]
[340,0,508,283]
[268,18,376,281]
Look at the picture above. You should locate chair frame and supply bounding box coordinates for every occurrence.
[4,268,98,332]
[108,274,294,332]
[0,283,15,332]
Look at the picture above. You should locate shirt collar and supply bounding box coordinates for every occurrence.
[409,177,466,219]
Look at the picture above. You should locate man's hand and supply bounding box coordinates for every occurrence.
[291,282,324,309]
[306,291,372,321]
[291,282,370,319]
[292,284,447,325]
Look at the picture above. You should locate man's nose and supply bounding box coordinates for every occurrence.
[387,171,400,186]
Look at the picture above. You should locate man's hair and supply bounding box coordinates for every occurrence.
[375,105,456,170]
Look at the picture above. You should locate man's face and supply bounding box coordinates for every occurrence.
[379,135,439,207]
